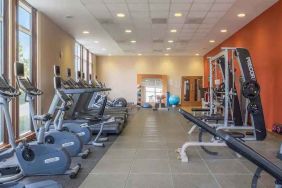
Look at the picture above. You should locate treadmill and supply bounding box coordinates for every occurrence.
[50,66,123,134]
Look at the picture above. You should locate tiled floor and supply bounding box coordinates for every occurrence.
[80,109,282,188]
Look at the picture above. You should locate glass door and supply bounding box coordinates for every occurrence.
[181,76,203,106]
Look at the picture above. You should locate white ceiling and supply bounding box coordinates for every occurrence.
[27,0,278,56]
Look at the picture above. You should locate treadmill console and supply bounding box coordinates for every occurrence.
[15,62,24,77]
[54,65,60,76]
[67,68,71,78]
[77,71,81,79]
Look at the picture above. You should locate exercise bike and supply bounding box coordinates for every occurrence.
[0,75,80,185]
[15,62,90,158]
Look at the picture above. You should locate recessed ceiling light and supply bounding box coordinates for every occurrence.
[195,53,200,56]
[165,53,169,56]
[174,13,182,17]
[82,30,90,34]
[116,13,125,18]
[168,40,174,43]
[138,53,142,56]
[125,29,132,33]
[166,47,171,50]
[220,29,227,33]
[94,40,99,44]
[170,29,177,33]
[102,48,106,51]
[237,13,246,18]
[130,40,136,43]
[209,40,215,43]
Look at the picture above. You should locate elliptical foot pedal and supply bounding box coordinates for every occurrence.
[68,163,81,179]
[80,148,91,159]
[92,142,105,147]
[98,137,108,142]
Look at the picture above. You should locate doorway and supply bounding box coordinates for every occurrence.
[181,76,203,106]
[137,74,168,106]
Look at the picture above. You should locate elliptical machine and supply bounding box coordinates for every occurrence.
[15,62,90,158]
[0,74,80,184]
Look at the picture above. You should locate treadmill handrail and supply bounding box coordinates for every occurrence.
[178,109,282,182]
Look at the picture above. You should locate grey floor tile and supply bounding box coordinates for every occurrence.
[91,159,132,174]
[215,174,253,188]
[135,149,169,159]
[131,159,170,173]
[206,159,251,174]
[103,149,137,160]
[110,141,139,149]
[170,159,210,174]
[125,174,173,188]
[138,141,168,149]
[172,174,220,188]
[80,174,128,188]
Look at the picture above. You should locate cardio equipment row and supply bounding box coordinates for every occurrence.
[0,62,128,187]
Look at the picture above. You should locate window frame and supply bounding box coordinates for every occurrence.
[0,0,4,144]
[15,0,37,138]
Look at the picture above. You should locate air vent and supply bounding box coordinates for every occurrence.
[116,40,127,44]
[153,39,164,43]
[152,18,167,24]
[185,17,204,24]
[97,18,115,25]
[178,40,190,44]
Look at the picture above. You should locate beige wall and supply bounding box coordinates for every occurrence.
[37,12,75,113]
[96,56,204,103]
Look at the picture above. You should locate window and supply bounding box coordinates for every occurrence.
[88,53,92,80]
[0,0,3,143]
[17,1,33,135]
[82,48,88,80]
[74,42,81,79]
[142,79,163,103]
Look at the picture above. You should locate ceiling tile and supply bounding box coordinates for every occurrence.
[190,3,213,12]
[131,11,150,18]
[150,11,169,18]
[104,0,126,3]
[170,3,191,11]
[150,4,170,12]
[206,11,226,18]
[188,11,207,18]
[128,3,148,11]
[211,3,233,11]
[150,0,170,2]
[171,0,193,3]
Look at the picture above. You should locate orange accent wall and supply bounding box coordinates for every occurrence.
[204,1,282,131]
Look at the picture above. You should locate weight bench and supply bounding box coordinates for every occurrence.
[188,108,210,134]
[178,109,282,187]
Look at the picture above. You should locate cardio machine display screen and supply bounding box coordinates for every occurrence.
[16,63,25,77]
[54,66,60,76]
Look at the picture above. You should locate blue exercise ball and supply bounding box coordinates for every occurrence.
[169,95,180,106]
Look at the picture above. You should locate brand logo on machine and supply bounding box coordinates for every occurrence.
[44,157,60,164]
[77,132,85,137]
[62,142,75,147]
[246,57,256,80]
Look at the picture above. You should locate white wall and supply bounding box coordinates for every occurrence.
[96,56,204,103]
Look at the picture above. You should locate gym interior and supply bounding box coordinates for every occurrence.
[0,0,281,187]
